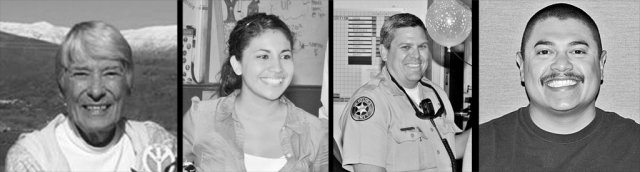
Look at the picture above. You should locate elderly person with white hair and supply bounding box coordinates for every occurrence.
[5,21,176,172]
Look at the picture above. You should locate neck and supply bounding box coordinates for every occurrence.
[387,68,420,89]
[235,90,284,119]
[528,102,597,134]
[69,120,120,147]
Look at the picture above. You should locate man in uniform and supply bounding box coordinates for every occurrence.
[335,13,470,172]
[479,3,640,171]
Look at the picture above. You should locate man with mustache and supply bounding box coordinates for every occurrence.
[335,13,470,172]
[479,3,640,171]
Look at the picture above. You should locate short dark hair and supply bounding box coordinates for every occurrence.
[380,13,427,50]
[520,3,602,57]
[217,13,294,97]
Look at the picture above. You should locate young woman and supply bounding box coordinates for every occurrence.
[183,13,327,171]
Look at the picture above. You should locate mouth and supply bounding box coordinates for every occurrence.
[82,104,111,115]
[405,63,421,69]
[540,72,584,88]
[261,77,284,85]
[546,79,578,88]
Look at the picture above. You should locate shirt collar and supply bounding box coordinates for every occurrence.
[215,90,305,134]
[378,66,437,96]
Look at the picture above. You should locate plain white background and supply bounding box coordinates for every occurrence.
[479,0,640,124]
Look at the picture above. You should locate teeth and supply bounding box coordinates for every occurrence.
[547,80,577,88]
[406,64,420,67]
[262,78,283,85]
[86,105,107,110]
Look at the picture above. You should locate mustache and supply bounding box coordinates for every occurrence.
[539,72,585,86]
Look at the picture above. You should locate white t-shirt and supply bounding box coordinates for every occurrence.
[404,86,422,106]
[55,119,136,172]
[244,153,287,172]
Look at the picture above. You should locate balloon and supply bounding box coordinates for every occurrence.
[425,0,472,49]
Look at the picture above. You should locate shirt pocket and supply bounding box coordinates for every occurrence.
[389,124,437,171]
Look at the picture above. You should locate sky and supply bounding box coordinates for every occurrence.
[0,0,177,30]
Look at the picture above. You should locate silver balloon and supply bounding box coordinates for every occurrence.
[426,0,472,49]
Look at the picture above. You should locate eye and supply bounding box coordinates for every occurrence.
[257,55,269,59]
[106,71,122,76]
[72,72,89,77]
[536,50,550,55]
[282,54,292,59]
[418,44,428,50]
[400,46,410,50]
[571,50,586,54]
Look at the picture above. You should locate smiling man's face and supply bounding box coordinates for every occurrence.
[517,17,606,114]
[382,26,430,89]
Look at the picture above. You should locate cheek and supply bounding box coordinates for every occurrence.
[105,79,128,98]
[64,80,87,100]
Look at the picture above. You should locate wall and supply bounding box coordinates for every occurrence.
[479,0,640,124]
[208,0,328,86]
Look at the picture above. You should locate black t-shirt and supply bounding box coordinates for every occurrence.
[479,106,640,172]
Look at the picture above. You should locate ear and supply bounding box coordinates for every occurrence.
[516,52,525,86]
[125,71,134,95]
[599,50,607,81]
[380,44,388,62]
[230,55,242,75]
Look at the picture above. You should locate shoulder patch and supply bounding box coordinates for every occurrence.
[351,96,375,121]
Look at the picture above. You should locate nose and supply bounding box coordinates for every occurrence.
[88,76,106,102]
[410,47,422,59]
[268,58,284,73]
[550,52,573,72]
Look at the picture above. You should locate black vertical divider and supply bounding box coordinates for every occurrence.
[328,1,339,172]
[471,0,479,171]
[177,0,184,171]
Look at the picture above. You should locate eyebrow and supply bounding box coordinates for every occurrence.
[534,40,554,47]
[568,40,589,47]
[534,40,590,47]
[69,65,122,71]
[257,49,291,54]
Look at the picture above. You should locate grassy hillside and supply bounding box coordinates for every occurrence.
[0,31,177,169]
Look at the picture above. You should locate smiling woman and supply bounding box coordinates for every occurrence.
[4,21,177,172]
[182,13,328,172]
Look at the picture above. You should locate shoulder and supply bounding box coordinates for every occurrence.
[479,107,524,144]
[5,144,43,172]
[126,120,176,144]
[289,104,328,134]
[479,108,522,133]
[598,108,640,138]
[187,96,225,117]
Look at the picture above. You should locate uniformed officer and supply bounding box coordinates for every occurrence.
[336,13,470,172]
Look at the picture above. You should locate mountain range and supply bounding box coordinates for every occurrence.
[0,21,176,55]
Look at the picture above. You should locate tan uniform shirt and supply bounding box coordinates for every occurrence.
[339,67,461,172]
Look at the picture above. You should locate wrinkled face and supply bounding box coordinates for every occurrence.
[518,18,606,113]
[382,27,430,88]
[233,30,293,100]
[62,57,129,134]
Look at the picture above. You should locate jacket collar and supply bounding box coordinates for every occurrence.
[214,90,305,134]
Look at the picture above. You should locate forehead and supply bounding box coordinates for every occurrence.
[527,18,596,47]
[391,27,428,45]
[244,30,291,51]
[68,57,123,69]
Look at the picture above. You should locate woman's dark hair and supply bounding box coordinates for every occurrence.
[217,13,295,97]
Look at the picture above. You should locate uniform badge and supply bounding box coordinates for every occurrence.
[351,97,375,121]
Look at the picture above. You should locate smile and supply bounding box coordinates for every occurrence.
[261,78,284,85]
[546,79,578,88]
[405,63,420,68]
[82,104,111,115]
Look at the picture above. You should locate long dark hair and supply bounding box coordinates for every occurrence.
[217,13,294,97]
